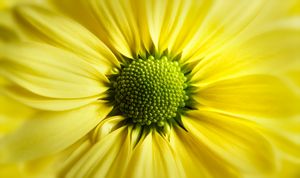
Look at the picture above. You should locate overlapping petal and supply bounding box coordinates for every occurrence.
[125,130,185,178]
[189,17,300,86]
[0,93,34,136]
[86,0,144,58]
[193,75,300,120]
[258,117,300,162]
[170,126,239,178]
[1,85,102,111]
[0,102,112,163]
[14,4,119,73]
[181,109,278,175]
[0,42,108,99]
[64,126,130,178]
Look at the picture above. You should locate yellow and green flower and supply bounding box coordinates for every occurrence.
[0,0,300,177]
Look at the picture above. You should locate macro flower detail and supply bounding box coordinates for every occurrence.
[0,0,300,178]
[110,55,189,126]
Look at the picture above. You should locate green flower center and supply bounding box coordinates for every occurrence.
[113,56,188,127]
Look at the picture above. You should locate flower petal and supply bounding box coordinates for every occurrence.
[190,17,300,85]
[194,75,300,120]
[0,102,112,163]
[64,126,130,178]
[0,93,34,135]
[138,0,198,55]
[87,0,143,58]
[124,130,185,178]
[0,9,21,43]
[181,109,278,175]
[259,117,300,162]
[92,115,125,141]
[181,1,300,62]
[1,85,102,111]
[170,127,239,178]
[0,42,108,99]
[56,138,92,177]
[14,4,119,73]
[0,164,23,178]
[158,0,264,58]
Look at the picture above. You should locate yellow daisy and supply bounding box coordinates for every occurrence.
[1,0,300,177]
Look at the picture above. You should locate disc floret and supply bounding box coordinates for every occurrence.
[114,56,188,126]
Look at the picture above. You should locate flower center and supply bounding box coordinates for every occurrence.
[113,56,188,127]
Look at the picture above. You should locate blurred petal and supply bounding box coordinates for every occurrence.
[0,164,23,178]
[273,159,300,178]
[181,109,278,174]
[194,75,300,120]
[190,17,300,85]
[179,0,265,62]
[259,117,300,162]
[0,9,21,43]
[0,102,112,163]
[0,93,34,135]
[170,126,239,178]
[1,137,93,177]
[0,0,47,10]
[1,85,101,111]
[14,5,119,73]
[182,0,300,62]
[0,42,108,99]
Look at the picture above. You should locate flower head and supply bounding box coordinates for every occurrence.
[0,0,300,177]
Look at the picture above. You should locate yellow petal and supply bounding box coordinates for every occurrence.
[284,70,300,94]
[0,1,51,43]
[266,130,300,163]
[170,126,238,178]
[194,75,300,120]
[259,118,300,162]
[87,0,142,58]
[0,42,108,99]
[56,138,92,177]
[190,17,300,85]
[175,0,268,64]
[0,22,19,44]
[97,127,133,178]
[272,159,300,178]
[181,109,278,175]
[1,85,101,111]
[181,0,265,61]
[181,1,299,62]
[0,164,23,178]
[0,92,34,135]
[65,126,130,178]
[92,115,125,141]
[140,0,197,55]
[0,9,21,43]
[49,0,124,55]
[0,161,55,178]
[0,138,89,178]
[125,130,185,178]
[289,0,300,15]
[14,4,119,73]
[0,0,47,10]
[0,102,112,163]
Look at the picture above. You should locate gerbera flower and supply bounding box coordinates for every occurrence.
[0,0,300,177]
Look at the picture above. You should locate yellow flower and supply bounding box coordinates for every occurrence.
[1,0,300,177]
